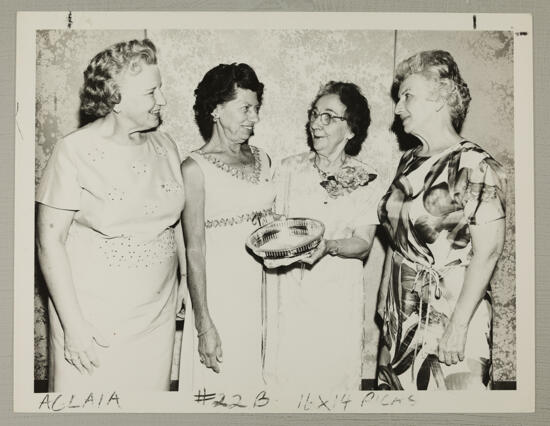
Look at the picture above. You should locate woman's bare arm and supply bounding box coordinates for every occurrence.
[181,157,222,373]
[437,218,505,365]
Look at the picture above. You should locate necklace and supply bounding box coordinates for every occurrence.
[197,146,262,184]
[312,154,377,199]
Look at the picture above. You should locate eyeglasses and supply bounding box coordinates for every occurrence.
[308,110,346,126]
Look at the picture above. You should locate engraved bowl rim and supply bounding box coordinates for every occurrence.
[246,217,325,259]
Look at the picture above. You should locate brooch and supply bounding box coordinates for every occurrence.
[314,161,377,199]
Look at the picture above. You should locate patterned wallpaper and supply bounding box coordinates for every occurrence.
[34,29,515,383]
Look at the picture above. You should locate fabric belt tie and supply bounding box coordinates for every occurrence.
[411,263,442,382]
[393,252,443,384]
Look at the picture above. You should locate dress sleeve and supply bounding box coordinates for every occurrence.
[36,138,81,210]
[350,175,387,230]
[459,152,507,226]
[161,131,184,164]
[256,146,274,182]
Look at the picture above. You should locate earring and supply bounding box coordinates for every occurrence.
[211,113,219,122]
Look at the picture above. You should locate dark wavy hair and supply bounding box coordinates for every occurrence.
[393,50,471,133]
[79,39,157,119]
[306,81,371,157]
[193,63,264,141]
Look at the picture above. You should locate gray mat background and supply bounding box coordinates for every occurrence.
[1,0,548,425]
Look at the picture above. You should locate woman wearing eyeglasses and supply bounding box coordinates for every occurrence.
[264,81,385,391]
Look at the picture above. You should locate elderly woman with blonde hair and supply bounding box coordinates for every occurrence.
[36,39,184,391]
[377,50,507,390]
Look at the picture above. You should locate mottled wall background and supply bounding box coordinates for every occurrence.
[35,29,515,383]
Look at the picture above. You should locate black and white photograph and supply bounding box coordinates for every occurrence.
[13,11,534,413]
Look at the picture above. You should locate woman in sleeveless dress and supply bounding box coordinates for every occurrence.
[377,50,507,390]
[36,39,184,391]
[179,63,275,396]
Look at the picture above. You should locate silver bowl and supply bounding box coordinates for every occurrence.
[246,217,325,259]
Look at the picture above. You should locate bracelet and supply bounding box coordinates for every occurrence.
[197,324,214,338]
[328,240,341,256]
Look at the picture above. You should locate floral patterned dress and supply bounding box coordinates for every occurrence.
[265,151,383,392]
[377,141,507,390]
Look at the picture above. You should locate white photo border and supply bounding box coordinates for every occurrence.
[14,11,534,413]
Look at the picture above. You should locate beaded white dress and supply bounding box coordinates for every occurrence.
[36,129,185,391]
[179,146,275,396]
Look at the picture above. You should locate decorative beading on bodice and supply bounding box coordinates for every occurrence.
[188,146,275,229]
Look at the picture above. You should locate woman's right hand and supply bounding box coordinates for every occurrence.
[63,320,110,375]
[270,213,286,222]
[197,323,223,373]
[252,212,286,228]
[263,252,311,269]
[263,239,328,269]
[378,343,391,367]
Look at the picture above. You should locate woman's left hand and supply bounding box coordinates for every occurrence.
[300,239,328,265]
[437,320,468,365]
[198,324,223,373]
[436,219,505,367]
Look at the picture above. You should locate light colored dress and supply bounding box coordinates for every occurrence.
[265,152,383,392]
[36,129,185,392]
[377,141,507,390]
[179,145,275,395]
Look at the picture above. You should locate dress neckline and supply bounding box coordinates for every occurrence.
[195,145,262,184]
[412,139,468,159]
[101,130,152,148]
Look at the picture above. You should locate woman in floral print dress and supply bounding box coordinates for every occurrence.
[377,50,507,390]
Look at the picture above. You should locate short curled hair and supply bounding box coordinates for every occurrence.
[80,39,157,118]
[193,63,264,141]
[393,50,471,132]
[307,81,371,157]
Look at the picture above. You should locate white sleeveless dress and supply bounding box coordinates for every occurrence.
[179,146,275,396]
